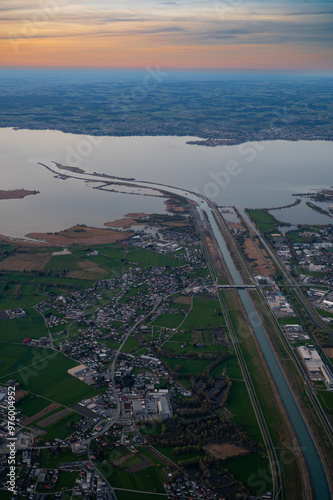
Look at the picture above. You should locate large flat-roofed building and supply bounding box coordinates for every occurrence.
[297,346,324,381]
[157,395,173,419]
[129,392,173,420]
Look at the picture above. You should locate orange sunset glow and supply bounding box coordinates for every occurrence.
[1,0,332,69]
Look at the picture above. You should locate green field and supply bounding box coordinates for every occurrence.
[163,357,211,375]
[278,316,301,325]
[83,254,124,271]
[287,229,317,244]
[167,331,192,343]
[226,380,263,444]
[99,464,166,493]
[316,308,333,319]
[97,339,121,350]
[122,336,140,353]
[181,296,225,329]
[246,209,280,234]
[151,312,185,329]
[17,393,51,417]
[223,451,270,494]
[162,340,226,356]
[0,308,48,343]
[120,454,143,468]
[170,298,191,311]
[0,291,48,309]
[223,356,243,379]
[126,248,185,268]
[0,344,95,406]
[155,445,205,464]
[40,447,87,467]
[45,254,81,271]
[317,390,333,412]
[37,412,82,442]
[0,490,13,499]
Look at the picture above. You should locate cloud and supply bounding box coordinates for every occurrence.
[1,0,332,69]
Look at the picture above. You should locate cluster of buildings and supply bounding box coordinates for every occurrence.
[122,391,173,420]
[165,476,228,499]
[270,234,293,270]
[280,324,309,342]
[72,465,110,498]
[306,288,333,323]
[297,345,333,387]
[262,287,295,319]
[3,308,27,319]
[21,336,51,347]
[37,468,59,490]
[297,243,332,274]
[78,390,117,420]
[5,460,112,499]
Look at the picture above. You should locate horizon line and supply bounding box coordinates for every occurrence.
[1,66,333,74]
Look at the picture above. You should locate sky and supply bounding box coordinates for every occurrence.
[1,0,332,70]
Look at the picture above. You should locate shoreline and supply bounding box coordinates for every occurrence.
[3,126,333,146]
[0,189,39,201]
[0,224,134,247]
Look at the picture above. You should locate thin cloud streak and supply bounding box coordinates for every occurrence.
[0,0,332,69]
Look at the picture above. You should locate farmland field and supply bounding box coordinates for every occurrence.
[278,316,301,325]
[246,209,279,234]
[173,295,192,307]
[226,379,263,444]
[151,312,185,329]
[162,340,226,355]
[126,248,185,268]
[37,412,82,442]
[45,254,81,271]
[99,464,166,493]
[40,447,88,467]
[17,393,52,417]
[0,308,48,342]
[122,336,140,353]
[223,451,270,494]
[0,251,51,271]
[163,357,211,375]
[0,343,96,406]
[181,296,225,329]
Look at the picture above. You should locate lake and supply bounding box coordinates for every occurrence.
[1,128,332,238]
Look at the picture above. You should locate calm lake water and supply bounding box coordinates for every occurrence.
[1,128,332,238]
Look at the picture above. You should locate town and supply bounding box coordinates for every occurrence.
[0,198,332,499]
